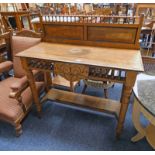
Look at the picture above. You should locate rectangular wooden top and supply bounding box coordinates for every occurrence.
[17,42,144,72]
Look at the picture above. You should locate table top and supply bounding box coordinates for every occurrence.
[17,42,144,72]
[133,77,155,116]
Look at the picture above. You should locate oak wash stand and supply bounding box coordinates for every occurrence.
[17,15,144,138]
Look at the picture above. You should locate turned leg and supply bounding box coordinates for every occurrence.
[44,71,52,92]
[112,83,115,88]
[104,89,108,98]
[70,81,74,92]
[82,83,87,94]
[15,123,22,137]
[78,80,81,86]
[116,71,137,138]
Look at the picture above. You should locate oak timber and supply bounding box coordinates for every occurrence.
[41,88,121,118]
[17,42,144,72]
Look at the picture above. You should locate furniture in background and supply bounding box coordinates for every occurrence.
[0,3,41,32]
[82,78,114,98]
[135,4,155,42]
[0,22,13,79]
[0,15,11,61]
[132,56,155,149]
[0,11,32,31]
[141,24,155,56]
[135,3,155,24]
[0,32,12,61]
[0,30,45,136]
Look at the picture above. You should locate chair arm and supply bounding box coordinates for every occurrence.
[9,70,44,113]
[9,70,43,98]
[0,61,13,74]
[9,76,29,113]
[9,76,29,98]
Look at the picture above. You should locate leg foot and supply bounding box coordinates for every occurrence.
[15,123,22,137]
[82,83,87,94]
[116,129,122,140]
[37,110,42,119]
[104,89,108,98]
[131,132,145,142]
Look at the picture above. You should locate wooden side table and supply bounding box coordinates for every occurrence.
[132,75,155,149]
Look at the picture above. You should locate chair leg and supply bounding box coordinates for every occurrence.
[15,123,22,137]
[82,84,87,94]
[104,89,108,98]
[112,83,115,88]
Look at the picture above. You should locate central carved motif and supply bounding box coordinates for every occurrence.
[54,62,89,82]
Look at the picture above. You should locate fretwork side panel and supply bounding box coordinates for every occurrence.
[88,66,126,83]
[26,58,126,83]
[27,58,54,71]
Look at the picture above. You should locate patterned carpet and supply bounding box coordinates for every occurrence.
[0,83,153,150]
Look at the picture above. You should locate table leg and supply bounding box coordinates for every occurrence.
[44,71,52,92]
[20,58,42,117]
[116,71,137,138]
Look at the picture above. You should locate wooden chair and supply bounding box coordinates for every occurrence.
[0,15,12,61]
[0,32,12,60]
[141,25,155,56]
[131,56,155,149]
[0,30,12,79]
[0,30,45,136]
[82,68,117,98]
[82,63,117,99]
[82,79,114,98]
